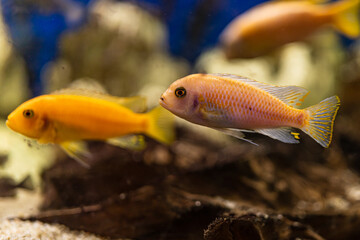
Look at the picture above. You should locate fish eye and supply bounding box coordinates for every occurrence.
[175,87,186,98]
[23,109,34,119]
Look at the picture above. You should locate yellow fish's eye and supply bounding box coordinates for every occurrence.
[175,87,186,98]
[23,109,34,118]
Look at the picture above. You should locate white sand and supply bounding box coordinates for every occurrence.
[0,219,106,240]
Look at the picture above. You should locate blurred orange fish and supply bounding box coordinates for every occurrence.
[160,74,340,147]
[6,90,174,167]
[221,0,360,58]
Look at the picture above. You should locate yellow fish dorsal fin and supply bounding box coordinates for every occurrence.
[52,80,147,113]
[62,78,108,94]
[212,74,309,108]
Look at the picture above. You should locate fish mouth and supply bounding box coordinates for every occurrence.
[159,95,168,108]
[5,120,10,129]
[5,118,13,131]
[5,119,19,134]
[6,112,15,129]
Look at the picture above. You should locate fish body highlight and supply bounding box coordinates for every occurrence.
[160,74,340,148]
[221,0,360,58]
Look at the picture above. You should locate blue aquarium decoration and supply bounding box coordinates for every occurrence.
[1,0,93,96]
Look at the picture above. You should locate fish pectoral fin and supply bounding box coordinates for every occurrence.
[254,128,300,144]
[38,123,57,144]
[213,128,259,146]
[60,141,91,168]
[106,135,146,150]
[199,107,226,121]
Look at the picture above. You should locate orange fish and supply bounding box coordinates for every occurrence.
[221,0,360,59]
[6,89,174,167]
[160,73,340,147]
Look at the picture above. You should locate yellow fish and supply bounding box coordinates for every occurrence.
[6,90,174,167]
[160,73,340,147]
[220,0,360,59]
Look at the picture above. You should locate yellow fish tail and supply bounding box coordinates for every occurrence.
[145,106,175,145]
[301,96,340,148]
[328,0,360,38]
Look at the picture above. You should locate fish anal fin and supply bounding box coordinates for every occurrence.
[211,73,309,108]
[255,128,300,144]
[60,141,91,168]
[106,135,146,150]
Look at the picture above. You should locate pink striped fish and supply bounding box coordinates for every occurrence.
[159,74,340,147]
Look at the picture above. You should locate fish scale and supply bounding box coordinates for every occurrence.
[199,75,303,129]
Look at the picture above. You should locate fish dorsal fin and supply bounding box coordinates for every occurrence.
[52,79,147,113]
[211,74,309,108]
[68,78,108,93]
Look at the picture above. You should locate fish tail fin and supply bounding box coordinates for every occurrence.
[301,96,340,148]
[328,0,360,38]
[145,106,175,145]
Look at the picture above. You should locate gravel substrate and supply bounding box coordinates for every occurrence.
[0,219,106,240]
